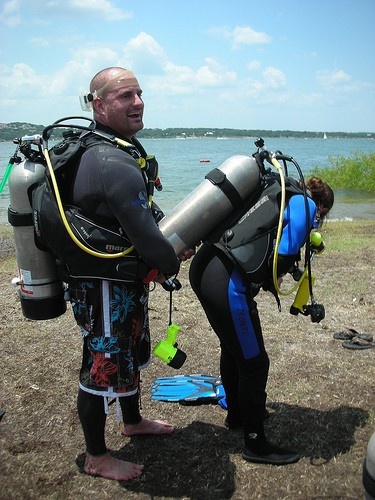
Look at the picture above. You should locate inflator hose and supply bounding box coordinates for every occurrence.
[41,118,157,260]
[43,145,136,259]
[270,155,308,296]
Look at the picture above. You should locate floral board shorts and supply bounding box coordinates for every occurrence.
[68,278,151,396]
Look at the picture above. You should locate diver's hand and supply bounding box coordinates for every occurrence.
[153,272,167,284]
[179,248,196,261]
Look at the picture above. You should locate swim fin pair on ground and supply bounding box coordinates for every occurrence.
[150,374,227,408]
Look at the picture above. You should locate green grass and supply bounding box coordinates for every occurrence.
[323,220,374,252]
[311,151,375,191]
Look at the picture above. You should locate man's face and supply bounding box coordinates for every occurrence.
[94,73,144,138]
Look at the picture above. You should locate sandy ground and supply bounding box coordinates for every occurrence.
[0,220,374,499]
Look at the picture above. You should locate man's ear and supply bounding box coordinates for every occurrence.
[92,97,105,117]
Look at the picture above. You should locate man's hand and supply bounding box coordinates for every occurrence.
[179,248,196,261]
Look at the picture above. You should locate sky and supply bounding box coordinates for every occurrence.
[0,0,374,133]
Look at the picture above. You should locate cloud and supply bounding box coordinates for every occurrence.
[211,25,272,49]
[231,26,272,48]
[242,66,287,96]
[0,27,279,126]
[0,44,119,102]
[263,67,287,88]
[316,69,351,89]
[1,63,44,97]
[316,68,374,95]
[0,0,132,24]
[1,0,19,13]
[146,57,236,95]
[68,0,133,21]
[120,32,168,74]
[119,33,237,94]
[217,65,288,108]
[247,60,262,71]
[29,37,50,48]
[196,58,237,87]
[245,63,287,90]
[0,0,21,26]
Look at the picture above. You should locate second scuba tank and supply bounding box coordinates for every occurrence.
[159,155,261,255]
[8,158,66,320]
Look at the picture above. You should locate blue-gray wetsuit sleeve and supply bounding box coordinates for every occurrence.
[73,144,179,276]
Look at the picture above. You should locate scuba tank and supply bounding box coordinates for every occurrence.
[159,155,261,255]
[7,136,66,320]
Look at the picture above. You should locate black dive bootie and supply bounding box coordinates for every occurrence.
[243,432,300,465]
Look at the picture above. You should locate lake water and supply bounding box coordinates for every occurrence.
[1,135,375,223]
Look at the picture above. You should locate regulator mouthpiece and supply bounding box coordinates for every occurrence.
[310,232,325,254]
[153,323,187,369]
[290,273,325,323]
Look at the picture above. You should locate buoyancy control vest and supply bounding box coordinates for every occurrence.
[209,172,312,285]
[32,125,161,283]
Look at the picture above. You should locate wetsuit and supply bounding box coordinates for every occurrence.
[68,124,179,455]
[189,194,316,450]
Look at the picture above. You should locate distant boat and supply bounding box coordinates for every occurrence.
[323,132,327,140]
[199,159,210,163]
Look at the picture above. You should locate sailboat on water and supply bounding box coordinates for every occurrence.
[323,132,328,140]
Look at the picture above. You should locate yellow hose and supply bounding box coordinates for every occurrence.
[270,155,307,296]
[43,146,135,258]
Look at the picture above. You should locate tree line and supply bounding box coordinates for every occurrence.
[0,122,373,142]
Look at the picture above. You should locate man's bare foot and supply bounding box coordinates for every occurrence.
[122,417,174,436]
[84,451,144,481]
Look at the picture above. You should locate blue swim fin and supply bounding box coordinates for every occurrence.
[150,373,227,406]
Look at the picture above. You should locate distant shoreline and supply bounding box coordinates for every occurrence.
[0,122,374,142]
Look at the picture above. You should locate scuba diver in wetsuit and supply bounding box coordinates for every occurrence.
[64,67,192,481]
[189,176,334,465]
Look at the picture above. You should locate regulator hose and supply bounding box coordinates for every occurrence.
[270,154,309,297]
[43,145,137,258]
[41,117,155,259]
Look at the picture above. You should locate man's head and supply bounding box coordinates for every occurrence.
[90,67,144,139]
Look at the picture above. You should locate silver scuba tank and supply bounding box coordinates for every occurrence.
[8,158,66,320]
[159,155,261,255]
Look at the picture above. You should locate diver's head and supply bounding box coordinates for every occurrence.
[306,176,334,223]
[82,67,144,140]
